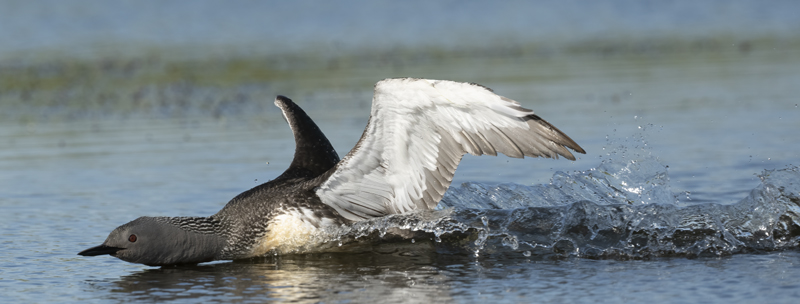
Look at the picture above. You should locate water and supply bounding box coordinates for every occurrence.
[3,1,800,303]
[71,252,799,303]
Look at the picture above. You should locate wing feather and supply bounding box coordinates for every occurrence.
[316,78,585,221]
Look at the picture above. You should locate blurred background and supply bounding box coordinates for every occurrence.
[1,0,799,198]
[2,0,799,122]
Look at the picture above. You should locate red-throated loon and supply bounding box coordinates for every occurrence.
[78,78,585,266]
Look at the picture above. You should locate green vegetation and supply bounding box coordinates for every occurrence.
[1,36,798,123]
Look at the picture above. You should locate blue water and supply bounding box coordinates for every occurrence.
[2,0,799,59]
[2,1,800,303]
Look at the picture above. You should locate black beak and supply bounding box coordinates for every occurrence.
[78,244,123,256]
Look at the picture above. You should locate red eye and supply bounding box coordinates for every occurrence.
[128,234,137,242]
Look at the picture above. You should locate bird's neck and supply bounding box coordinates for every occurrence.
[151,216,231,264]
[160,216,231,236]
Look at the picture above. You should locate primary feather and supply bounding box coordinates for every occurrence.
[316,78,585,221]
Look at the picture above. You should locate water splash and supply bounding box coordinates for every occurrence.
[440,157,675,209]
[291,157,800,259]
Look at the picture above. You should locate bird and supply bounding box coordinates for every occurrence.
[78,78,585,266]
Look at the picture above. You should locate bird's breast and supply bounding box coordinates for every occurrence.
[249,207,334,256]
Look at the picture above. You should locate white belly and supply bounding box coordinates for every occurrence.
[249,208,335,256]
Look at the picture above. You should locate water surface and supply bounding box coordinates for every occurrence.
[2,1,800,303]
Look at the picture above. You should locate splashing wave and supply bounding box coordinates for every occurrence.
[299,158,800,259]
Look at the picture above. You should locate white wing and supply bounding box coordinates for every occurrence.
[315,78,585,221]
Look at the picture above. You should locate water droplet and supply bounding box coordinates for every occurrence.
[411,239,415,243]
[474,229,489,247]
[523,251,531,257]
[481,216,489,227]
[502,235,519,250]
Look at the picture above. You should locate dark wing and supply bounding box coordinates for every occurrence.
[274,95,340,180]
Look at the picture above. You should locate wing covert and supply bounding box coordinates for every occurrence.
[315,78,585,221]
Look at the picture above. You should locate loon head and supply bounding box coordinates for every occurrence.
[78,216,227,266]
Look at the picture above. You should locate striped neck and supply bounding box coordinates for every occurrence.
[154,216,230,236]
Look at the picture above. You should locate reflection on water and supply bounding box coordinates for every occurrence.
[99,252,454,303]
[87,250,800,303]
